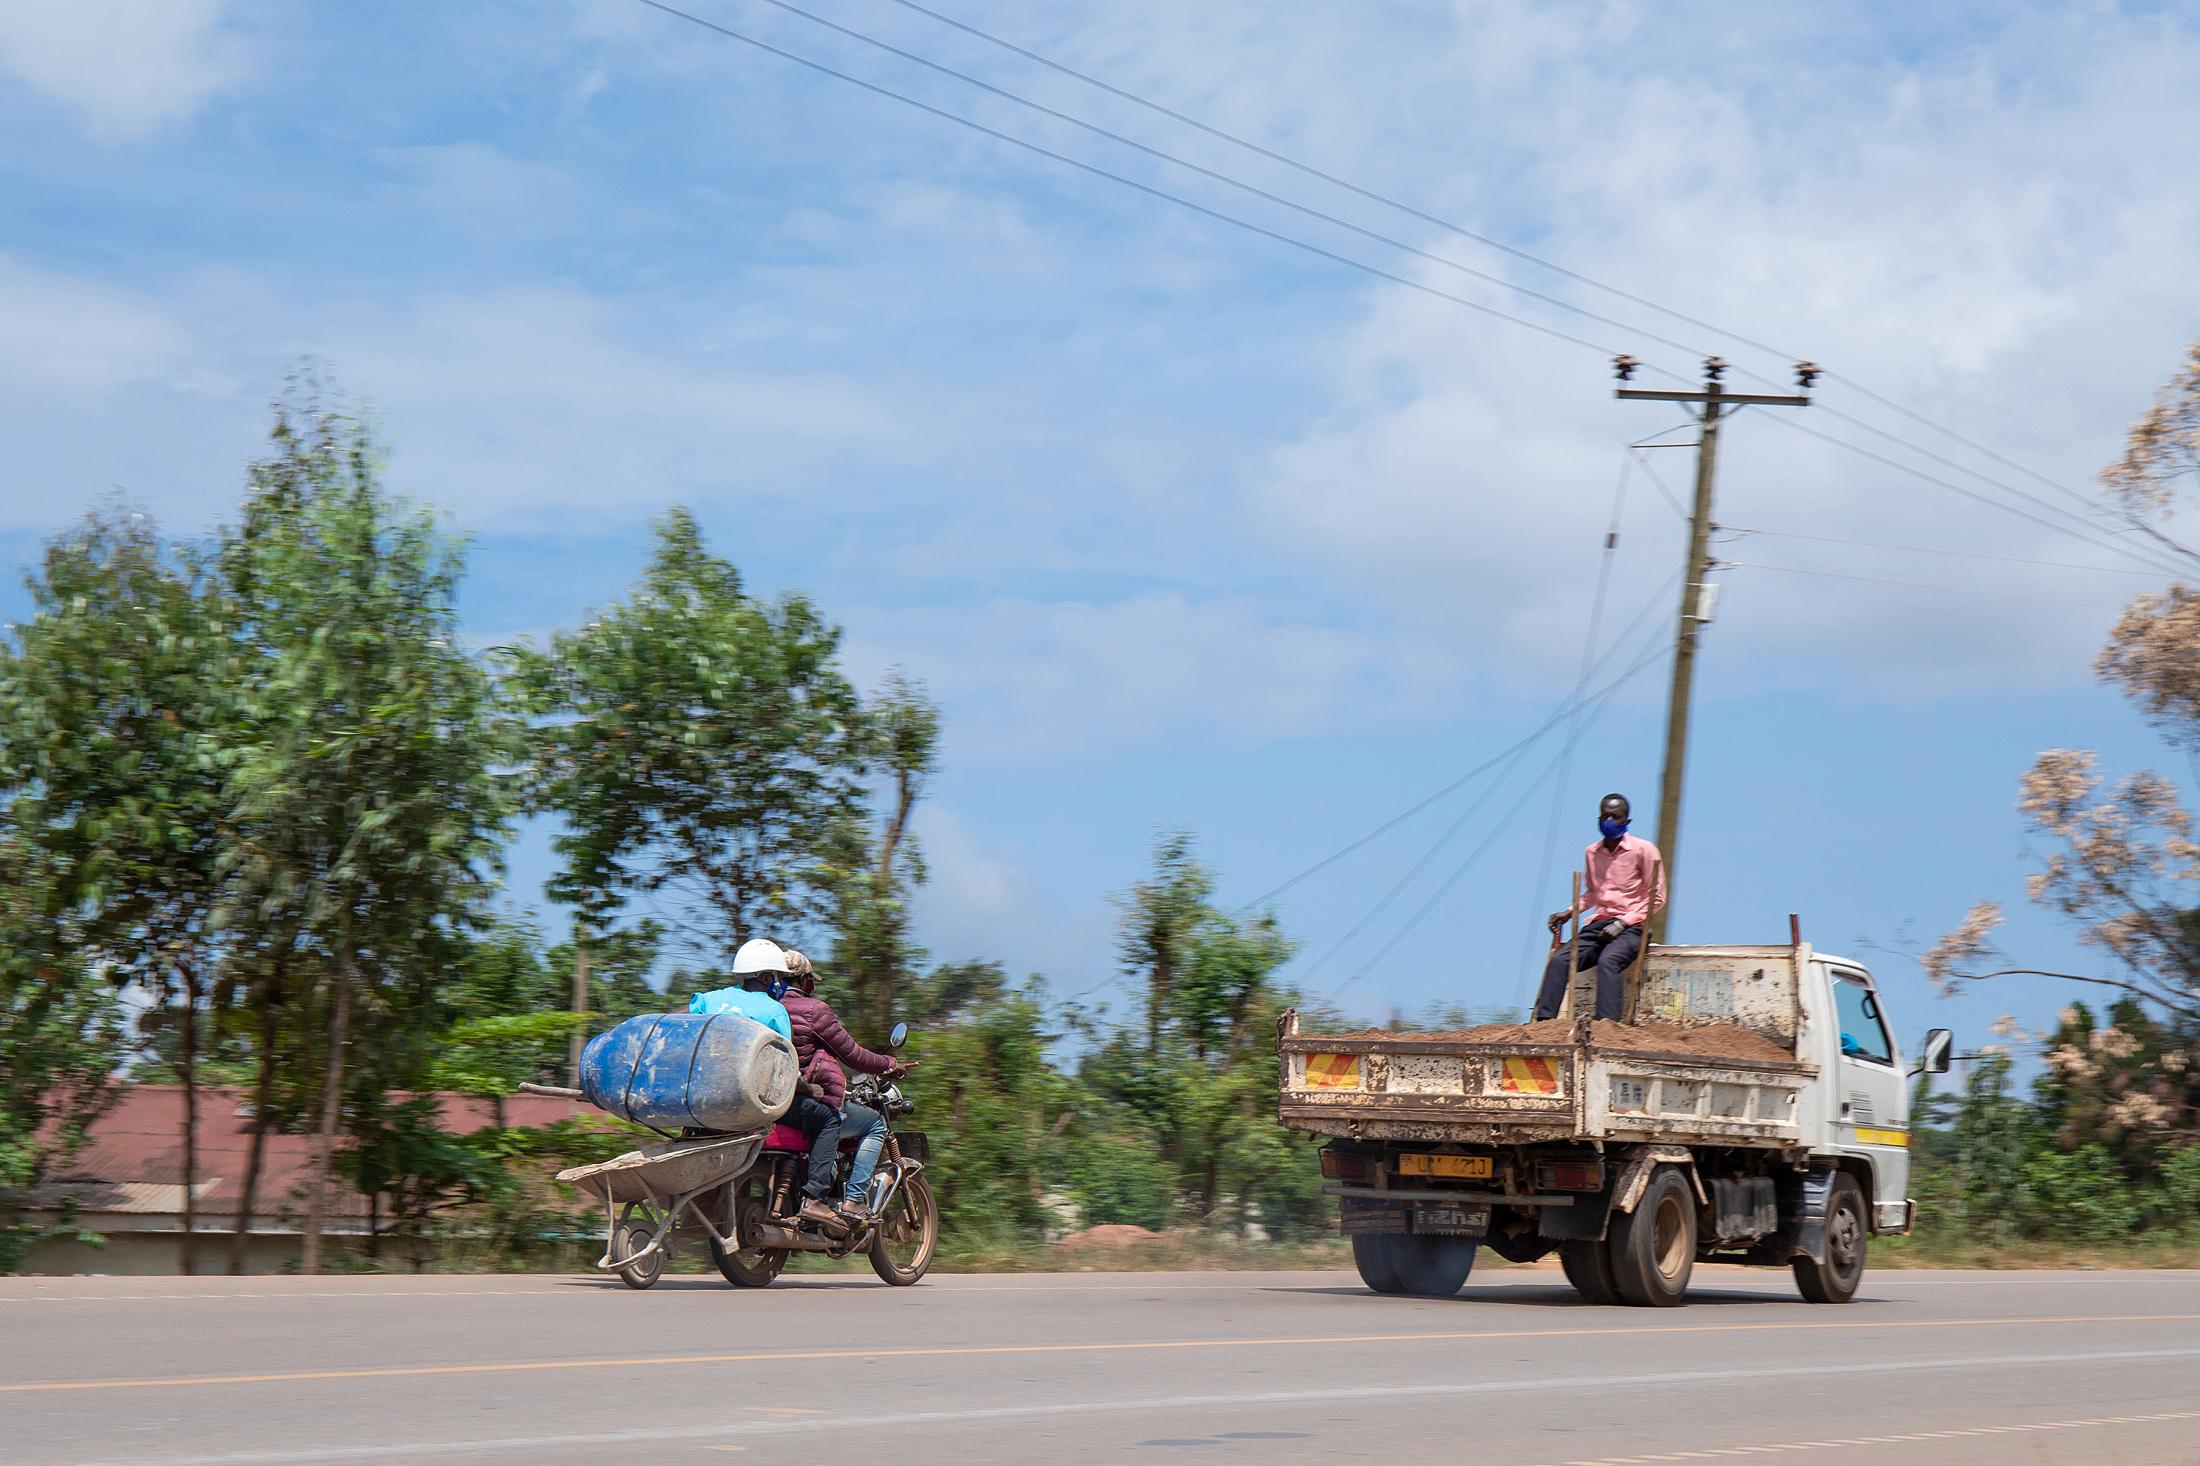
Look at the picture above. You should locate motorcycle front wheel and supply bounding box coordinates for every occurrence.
[868,1171,939,1286]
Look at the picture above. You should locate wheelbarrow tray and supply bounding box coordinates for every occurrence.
[558,1132,762,1206]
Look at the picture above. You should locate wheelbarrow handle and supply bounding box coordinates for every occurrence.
[518,1082,585,1100]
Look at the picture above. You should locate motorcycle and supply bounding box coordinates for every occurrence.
[538,1022,939,1290]
[707,1039,939,1289]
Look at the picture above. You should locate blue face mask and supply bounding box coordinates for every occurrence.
[1598,817,1629,841]
[765,977,790,1001]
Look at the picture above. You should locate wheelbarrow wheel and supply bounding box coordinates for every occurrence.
[612,1205,666,1290]
[709,1178,786,1288]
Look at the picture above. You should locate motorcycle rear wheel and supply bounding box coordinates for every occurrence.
[868,1171,938,1286]
[709,1179,787,1288]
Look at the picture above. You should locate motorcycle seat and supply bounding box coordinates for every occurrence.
[763,1123,810,1151]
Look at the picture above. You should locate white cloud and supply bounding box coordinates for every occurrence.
[0,0,250,139]
[845,591,1469,761]
[1226,1,2200,695]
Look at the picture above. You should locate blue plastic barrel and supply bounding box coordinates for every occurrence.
[578,1012,798,1132]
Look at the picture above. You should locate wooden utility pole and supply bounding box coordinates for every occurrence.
[569,923,591,1087]
[1616,356,1813,942]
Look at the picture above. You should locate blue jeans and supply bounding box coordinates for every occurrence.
[838,1101,887,1206]
[787,1094,841,1201]
[1534,923,1643,1021]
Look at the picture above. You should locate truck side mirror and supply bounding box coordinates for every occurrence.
[1918,1028,1953,1076]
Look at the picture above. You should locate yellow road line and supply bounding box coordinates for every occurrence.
[1545,1406,2200,1465]
[5,1311,2198,1396]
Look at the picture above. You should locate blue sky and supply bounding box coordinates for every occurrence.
[4,1,2198,1054]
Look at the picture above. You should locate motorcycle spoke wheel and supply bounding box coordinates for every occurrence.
[868,1171,938,1286]
[709,1179,786,1288]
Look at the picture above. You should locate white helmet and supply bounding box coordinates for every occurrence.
[732,937,789,975]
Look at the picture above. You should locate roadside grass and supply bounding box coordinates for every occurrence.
[1872,1233,2200,1269]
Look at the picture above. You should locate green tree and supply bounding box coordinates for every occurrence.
[514,508,867,964]
[0,836,130,1272]
[217,386,514,1273]
[0,505,234,1271]
[1115,832,1212,1061]
[1092,834,1317,1235]
[826,672,940,1036]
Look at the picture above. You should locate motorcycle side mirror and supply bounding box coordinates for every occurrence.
[888,1022,909,1051]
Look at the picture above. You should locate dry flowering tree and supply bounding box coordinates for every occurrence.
[1927,341,2200,1146]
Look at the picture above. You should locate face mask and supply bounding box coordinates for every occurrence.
[1598,817,1629,841]
[766,978,790,1001]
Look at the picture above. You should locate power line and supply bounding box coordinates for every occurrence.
[1513,447,1638,1006]
[1720,526,2167,579]
[1802,396,2195,571]
[630,0,1667,371]
[1721,560,2122,611]
[1294,721,1541,988]
[1331,634,1673,999]
[1824,368,2182,542]
[1237,562,1683,915]
[1631,445,1690,521]
[736,0,1719,370]
[643,1,2192,587]
[884,0,2194,566]
[1759,413,2193,580]
[882,0,1796,362]
[1301,563,1680,992]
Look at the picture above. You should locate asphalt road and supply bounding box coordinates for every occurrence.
[5,1265,2198,1466]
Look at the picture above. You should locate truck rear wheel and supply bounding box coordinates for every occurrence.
[1609,1165,1695,1307]
[1391,1234,1477,1296]
[1351,1233,1406,1294]
[1792,1172,1867,1304]
[1559,1240,1620,1305]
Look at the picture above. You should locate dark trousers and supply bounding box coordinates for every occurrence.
[787,1094,841,1199]
[1534,923,1643,1021]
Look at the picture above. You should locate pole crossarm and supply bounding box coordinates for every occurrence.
[1617,388,1812,406]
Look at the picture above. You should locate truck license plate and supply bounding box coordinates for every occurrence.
[1414,1202,1490,1236]
[1399,1153,1492,1180]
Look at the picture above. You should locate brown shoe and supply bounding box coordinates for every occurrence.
[833,1199,872,1229]
[798,1198,848,1234]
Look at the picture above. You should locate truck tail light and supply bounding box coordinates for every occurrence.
[1535,1159,1606,1192]
[1321,1148,1376,1183]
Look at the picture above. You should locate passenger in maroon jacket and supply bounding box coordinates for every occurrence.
[781,950,909,1221]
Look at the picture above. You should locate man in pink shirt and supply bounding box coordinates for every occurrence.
[1534,792,1666,1021]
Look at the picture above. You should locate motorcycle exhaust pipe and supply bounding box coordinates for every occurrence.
[745,1219,869,1254]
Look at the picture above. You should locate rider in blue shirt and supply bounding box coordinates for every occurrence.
[689,938,795,1042]
[687,937,844,1234]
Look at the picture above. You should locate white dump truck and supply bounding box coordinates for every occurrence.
[1275,934,1952,1306]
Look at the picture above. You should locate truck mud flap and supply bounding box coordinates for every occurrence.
[1412,1201,1491,1237]
[1776,1168,1835,1264]
[1536,1185,1613,1242]
[1337,1198,1411,1235]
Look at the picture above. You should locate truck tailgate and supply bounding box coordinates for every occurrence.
[1279,1025,1811,1147]
[1280,1034,1584,1144]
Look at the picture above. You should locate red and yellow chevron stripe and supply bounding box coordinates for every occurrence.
[1301,1052,1362,1090]
[1497,1056,1561,1095]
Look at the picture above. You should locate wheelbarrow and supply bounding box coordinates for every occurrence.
[555,1130,762,1289]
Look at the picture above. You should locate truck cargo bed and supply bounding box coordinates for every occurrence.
[1278,948,1819,1150]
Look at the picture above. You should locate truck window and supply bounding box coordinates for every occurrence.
[1832,974,1893,1065]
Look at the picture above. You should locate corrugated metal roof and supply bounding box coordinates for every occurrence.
[29,1086,603,1223]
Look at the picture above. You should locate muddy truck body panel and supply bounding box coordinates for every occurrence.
[1277,942,1947,1307]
